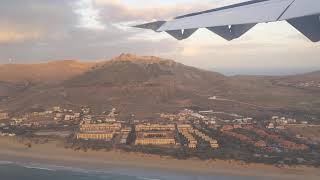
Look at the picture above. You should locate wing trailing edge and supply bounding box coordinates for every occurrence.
[133,0,320,42]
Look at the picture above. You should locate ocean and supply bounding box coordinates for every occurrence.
[0,161,274,180]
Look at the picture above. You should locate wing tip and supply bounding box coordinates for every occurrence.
[132,21,166,31]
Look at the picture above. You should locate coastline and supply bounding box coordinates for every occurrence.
[0,137,319,180]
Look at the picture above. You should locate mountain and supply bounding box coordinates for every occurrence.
[0,60,96,84]
[0,54,230,118]
[66,54,226,89]
[60,54,228,118]
[0,54,319,120]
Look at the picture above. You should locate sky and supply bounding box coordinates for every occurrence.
[0,0,319,75]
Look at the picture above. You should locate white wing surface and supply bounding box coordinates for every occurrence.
[134,0,320,42]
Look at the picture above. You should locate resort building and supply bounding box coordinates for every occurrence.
[177,125,198,149]
[76,132,115,141]
[135,131,176,145]
[77,122,122,141]
[120,127,132,144]
[192,129,219,149]
[80,123,121,132]
[0,112,9,120]
[120,133,129,144]
[135,124,175,131]
[177,124,192,130]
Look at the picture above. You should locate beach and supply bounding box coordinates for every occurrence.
[0,137,319,180]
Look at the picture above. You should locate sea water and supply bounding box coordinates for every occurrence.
[0,161,275,180]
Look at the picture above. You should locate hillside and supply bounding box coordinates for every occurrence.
[0,82,25,101]
[271,71,320,91]
[0,54,319,120]
[57,54,229,118]
[66,54,226,89]
[226,75,320,112]
[0,54,230,118]
[276,71,320,83]
[0,60,96,84]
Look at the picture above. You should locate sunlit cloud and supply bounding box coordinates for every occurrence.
[74,0,106,30]
[0,0,319,75]
[0,28,41,44]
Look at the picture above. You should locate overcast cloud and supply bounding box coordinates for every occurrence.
[0,0,319,75]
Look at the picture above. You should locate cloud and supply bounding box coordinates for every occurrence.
[74,0,106,30]
[0,0,78,44]
[0,0,185,63]
[0,27,41,44]
[93,0,212,22]
[0,0,319,75]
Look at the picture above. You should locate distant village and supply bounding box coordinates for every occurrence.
[0,106,319,165]
[274,80,320,90]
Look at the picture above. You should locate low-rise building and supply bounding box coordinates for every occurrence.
[0,112,9,120]
[121,127,132,133]
[0,132,16,137]
[220,125,234,132]
[135,131,176,145]
[74,113,81,118]
[177,125,198,149]
[160,113,179,121]
[188,143,197,148]
[55,113,64,118]
[80,123,121,132]
[120,133,129,144]
[276,126,285,130]
[192,129,219,149]
[76,132,115,140]
[120,127,132,144]
[81,107,91,115]
[76,120,122,141]
[210,140,219,148]
[135,124,175,131]
[53,106,62,112]
[64,114,77,121]
[266,123,275,129]
[254,140,267,148]
[177,124,192,130]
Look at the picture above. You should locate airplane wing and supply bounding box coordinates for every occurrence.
[133,0,320,42]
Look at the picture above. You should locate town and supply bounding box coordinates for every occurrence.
[273,79,320,90]
[0,106,319,166]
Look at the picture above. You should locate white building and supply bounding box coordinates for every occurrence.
[0,112,9,120]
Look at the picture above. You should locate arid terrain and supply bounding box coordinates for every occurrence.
[0,54,319,121]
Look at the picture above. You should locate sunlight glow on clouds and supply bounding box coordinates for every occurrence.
[0,28,41,44]
[0,0,319,75]
[74,0,105,30]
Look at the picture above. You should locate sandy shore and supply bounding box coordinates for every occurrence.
[0,137,319,180]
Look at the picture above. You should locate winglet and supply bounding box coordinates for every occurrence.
[133,21,166,32]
